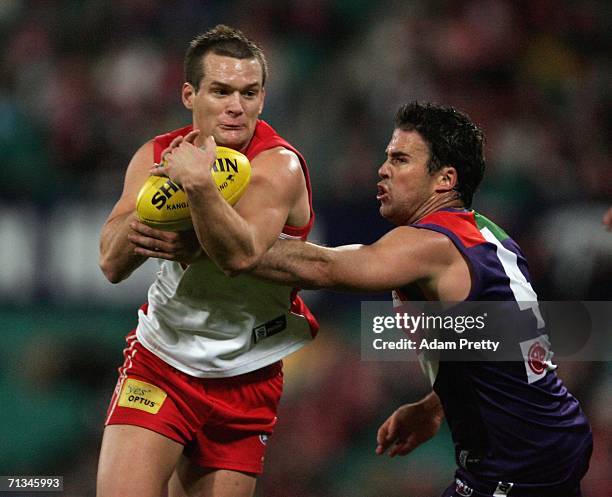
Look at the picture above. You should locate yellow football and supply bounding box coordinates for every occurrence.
[136,146,251,231]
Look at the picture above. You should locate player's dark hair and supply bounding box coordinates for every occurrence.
[394,102,485,207]
[184,24,268,90]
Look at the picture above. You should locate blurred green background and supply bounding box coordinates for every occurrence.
[1,1,610,496]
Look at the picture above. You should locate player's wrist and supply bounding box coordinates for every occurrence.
[181,172,218,196]
[419,392,443,417]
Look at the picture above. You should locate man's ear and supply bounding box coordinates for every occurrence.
[435,166,458,193]
[182,83,196,110]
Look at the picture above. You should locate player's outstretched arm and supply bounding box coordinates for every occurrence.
[252,226,455,292]
[159,135,307,275]
[375,391,444,457]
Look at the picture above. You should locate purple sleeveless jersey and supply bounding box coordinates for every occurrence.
[396,208,592,497]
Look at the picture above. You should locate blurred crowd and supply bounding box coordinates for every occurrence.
[1,0,610,496]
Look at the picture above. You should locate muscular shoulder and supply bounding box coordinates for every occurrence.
[105,139,155,222]
[249,147,305,193]
[252,146,301,171]
[122,140,155,188]
[383,226,470,299]
[382,226,459,260]
[379,226,463,280]
[132,140,155,163]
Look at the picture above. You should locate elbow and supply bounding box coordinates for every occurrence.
[99,256,125,284]
[219,255,259,278]
[216,239,262,277]
[101,266,124,284]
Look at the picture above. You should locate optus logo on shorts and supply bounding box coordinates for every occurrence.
[118,378,167,414]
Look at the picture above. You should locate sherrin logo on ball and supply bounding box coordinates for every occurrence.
[136,146,251,231]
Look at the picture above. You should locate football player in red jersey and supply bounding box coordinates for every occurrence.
[98,25,316,497]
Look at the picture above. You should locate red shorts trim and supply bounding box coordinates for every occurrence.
[105,331,283,475]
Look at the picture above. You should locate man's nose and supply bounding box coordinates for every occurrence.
[226,92,244,115]
[378,162,390,179]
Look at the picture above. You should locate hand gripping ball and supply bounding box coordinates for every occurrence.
[136,146,251,231]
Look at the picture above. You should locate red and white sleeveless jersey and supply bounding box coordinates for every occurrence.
[136,120,318,377]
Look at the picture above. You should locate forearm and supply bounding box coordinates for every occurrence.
[184,179,260,273]
[99,211,147,283]
[251,239,336,289]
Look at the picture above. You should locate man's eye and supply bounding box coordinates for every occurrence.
[243,90,257,98]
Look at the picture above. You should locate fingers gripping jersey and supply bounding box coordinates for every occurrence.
[136,120,318,378]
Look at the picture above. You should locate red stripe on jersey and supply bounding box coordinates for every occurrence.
[417,210,486,248]
[290,293,319,338]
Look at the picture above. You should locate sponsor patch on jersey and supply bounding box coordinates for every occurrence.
[118,378,167,414]
[519,335,556,384]
[458,449,482,470]
[252,315,287,343]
